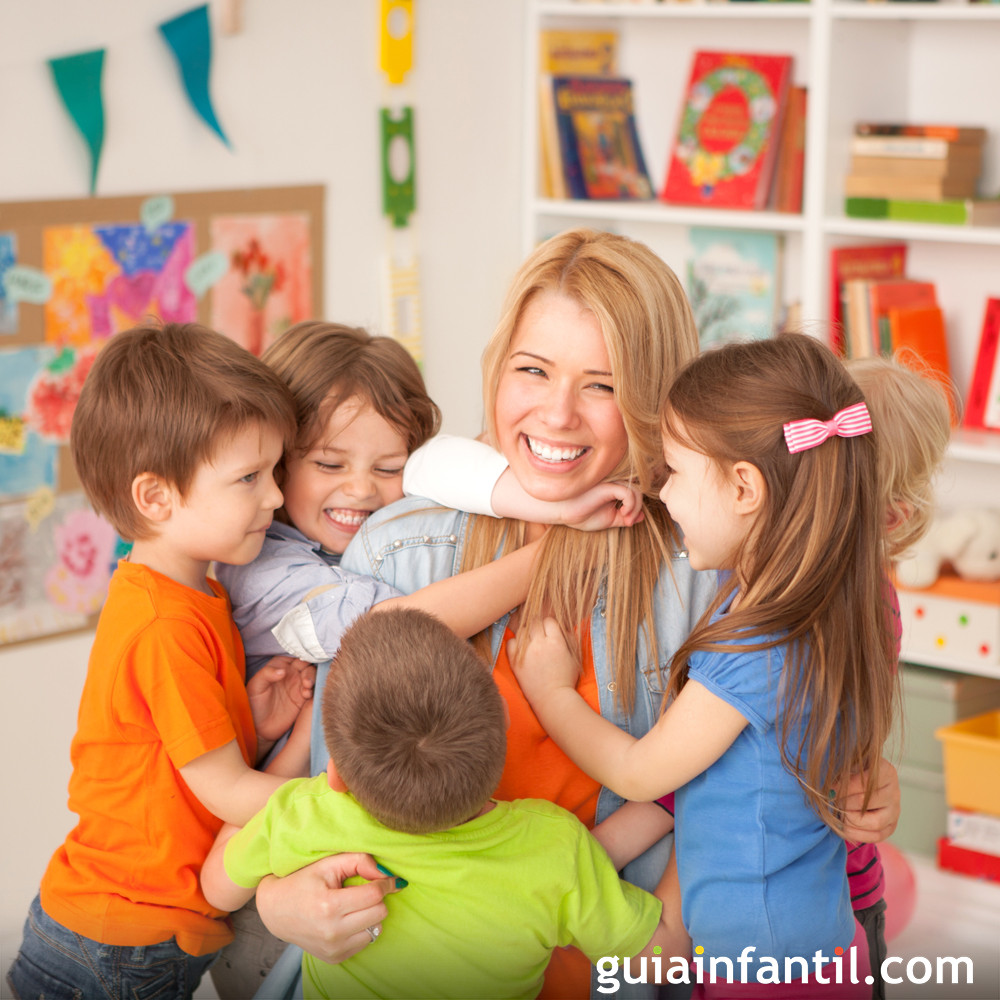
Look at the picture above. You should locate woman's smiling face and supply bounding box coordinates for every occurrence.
[493,290,629,504]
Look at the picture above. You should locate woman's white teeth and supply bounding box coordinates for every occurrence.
[527,437,586,462]
[327,509,369,526]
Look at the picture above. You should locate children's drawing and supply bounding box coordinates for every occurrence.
[24,347,96,443]
[0,347,60,501]
[44,222,197,346]
[0,492,99,645]
[210,214,312,356]
[0,233,17,334]
[45,507,119,616]
[0,184,322,647]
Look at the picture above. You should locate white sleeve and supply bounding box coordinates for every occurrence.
[402,434,508,518]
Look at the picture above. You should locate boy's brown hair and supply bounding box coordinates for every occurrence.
[322,608,506,835]
[262,321,441,457]
[846,354,952,561]
[70,322,296,541]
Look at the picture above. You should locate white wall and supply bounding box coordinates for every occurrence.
[0,0,526,982]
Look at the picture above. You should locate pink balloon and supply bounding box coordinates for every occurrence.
[880,842,917,941]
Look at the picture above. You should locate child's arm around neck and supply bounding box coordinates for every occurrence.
[369,534,543,639]
[511,617,748,801]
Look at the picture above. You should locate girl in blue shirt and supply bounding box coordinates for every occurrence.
[514,332,898,999]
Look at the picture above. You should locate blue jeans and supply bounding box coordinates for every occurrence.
[6,894,218,1000]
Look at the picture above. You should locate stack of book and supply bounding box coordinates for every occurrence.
[828,242,956,421]
[538,28,654,201]
[844,123,1000,225]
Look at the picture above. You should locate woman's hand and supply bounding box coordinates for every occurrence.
[508,616,581,709]
[839,758,901,843]
[255,853,401,964]
[247,655,316,745]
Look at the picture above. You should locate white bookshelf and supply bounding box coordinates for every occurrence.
[523,0,1000,677]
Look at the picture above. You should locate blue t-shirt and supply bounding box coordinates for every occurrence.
[674,607,856,966]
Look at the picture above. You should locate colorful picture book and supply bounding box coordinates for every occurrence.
[965,297,1000,432]
[551,76,653,201]
[538,29,619,199]
[686,227,783,347]
[828,243,907,355]
[662,50,793,210]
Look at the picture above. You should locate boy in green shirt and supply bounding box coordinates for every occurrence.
[202,607,664,999]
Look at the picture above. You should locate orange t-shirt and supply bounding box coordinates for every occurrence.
[40,561,256,956]
[492,623,603,999]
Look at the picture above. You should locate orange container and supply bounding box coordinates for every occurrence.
[935,710,1000,816]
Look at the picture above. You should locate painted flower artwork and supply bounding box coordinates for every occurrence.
[210,214,312,356]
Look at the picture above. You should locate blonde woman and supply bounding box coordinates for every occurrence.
[254,230,901,999]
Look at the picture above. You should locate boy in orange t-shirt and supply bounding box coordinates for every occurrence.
[7,324,316,1000]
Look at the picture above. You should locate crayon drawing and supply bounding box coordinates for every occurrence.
[43,222,197,346]
[0,232,16,334]
[0,492,109,646]
[0,347,60,501]
[209,214,312,356]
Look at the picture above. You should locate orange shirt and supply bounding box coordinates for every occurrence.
[492,623,603,999]
[41,561,256,956]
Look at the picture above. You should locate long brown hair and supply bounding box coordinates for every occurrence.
[663,333,897,832]
[464,229,700,710]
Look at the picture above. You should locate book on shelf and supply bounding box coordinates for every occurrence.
[964,297,1000,432]
[844,174,978,201]
[854,123,988,143]
[769,84,807,214]
[538,28,619,199]
[849,135,984,160]
[868,279,939,356]
[686,227,783,347]
[551,76,654,201]
[845,197,1000,226]
[886,304,955,424]
[849,154,982,182]
[842,277,940,360]
[661,50,793,210]
[828,243,907,355]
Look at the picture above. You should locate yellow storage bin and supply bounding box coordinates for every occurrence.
[935,710,1000,816]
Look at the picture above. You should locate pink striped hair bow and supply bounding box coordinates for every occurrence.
[782,401,872,454]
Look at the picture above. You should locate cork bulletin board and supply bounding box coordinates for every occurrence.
[0,184,324,648]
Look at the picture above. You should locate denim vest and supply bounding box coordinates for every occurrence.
[340,498,718,895]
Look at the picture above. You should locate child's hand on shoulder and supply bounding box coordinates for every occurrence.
[557,481,645,532]
[508,617,580,707]
[248,655,316,743]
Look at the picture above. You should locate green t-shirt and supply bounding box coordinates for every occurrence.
[225,775,661,999]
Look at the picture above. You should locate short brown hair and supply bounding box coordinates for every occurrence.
[70,322,296,541]
[262,322,440,456]
[322,608,506,834]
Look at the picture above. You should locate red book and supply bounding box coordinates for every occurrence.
[886,304,957,425]
[964,297,1000,432]
[828,244,907,355]
[661,51,793,210]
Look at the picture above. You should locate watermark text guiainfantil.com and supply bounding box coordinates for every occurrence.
[595,946,974,992]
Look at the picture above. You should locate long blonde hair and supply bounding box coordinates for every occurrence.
[463,229,699,709]
[664,334,897,832]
